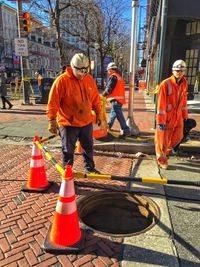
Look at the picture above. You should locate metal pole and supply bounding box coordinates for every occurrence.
[153,0,168,128]
[127,0,139,136]
[16,0,25,104]
[16,0,31,105]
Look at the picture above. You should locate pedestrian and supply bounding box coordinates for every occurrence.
[155,59,188,169]
[36,71,43,94]
[102,62,130,138]
[0,72,13,109]
[47,53,102,174]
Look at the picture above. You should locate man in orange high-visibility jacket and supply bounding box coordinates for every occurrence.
[155,59,188,169]
[47,53,102,174]
[102,62,130,138]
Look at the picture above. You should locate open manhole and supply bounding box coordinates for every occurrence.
[78,191,160,237]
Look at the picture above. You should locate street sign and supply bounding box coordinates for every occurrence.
[14,38,28,57]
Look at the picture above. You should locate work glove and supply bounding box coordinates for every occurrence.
[48,119,58,135]
[158,124,166,131]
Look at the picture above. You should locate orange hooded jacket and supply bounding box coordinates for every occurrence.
[47,67,101,127]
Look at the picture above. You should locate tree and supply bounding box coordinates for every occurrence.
[28,0,131,82]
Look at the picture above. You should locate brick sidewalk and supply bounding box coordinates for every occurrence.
[0,90,199,136]
[0,90,199,266]
[0,144,133,267]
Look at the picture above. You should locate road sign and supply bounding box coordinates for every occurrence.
[14,38,28,57]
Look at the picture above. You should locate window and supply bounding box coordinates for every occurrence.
[186,21,200,35]
[185,49,199,85]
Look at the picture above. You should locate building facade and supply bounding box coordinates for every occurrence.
[0,3,19,75]
[0,2,60,78]
[145,0,200,98]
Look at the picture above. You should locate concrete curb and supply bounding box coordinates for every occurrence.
[94,140,155,154]
[94,138,200,155]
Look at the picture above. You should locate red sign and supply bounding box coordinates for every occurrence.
[12,52,20,64]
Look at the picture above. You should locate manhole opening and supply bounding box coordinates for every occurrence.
[78,191,160,237]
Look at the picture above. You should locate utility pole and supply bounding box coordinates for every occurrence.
[16,0,32,105]
[153,0,168,128]
[127,0,139,136]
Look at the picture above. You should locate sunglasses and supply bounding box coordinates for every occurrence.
[73,66,89,74]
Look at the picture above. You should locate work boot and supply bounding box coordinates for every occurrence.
[119,132,131,139]
[157,162,168,170]
[85,167,101,174]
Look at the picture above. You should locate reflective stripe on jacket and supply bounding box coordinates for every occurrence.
[157,75,188,126]
[47,67,101,127]
[105,72,126,104]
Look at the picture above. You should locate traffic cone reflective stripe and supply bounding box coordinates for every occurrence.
[21,135,52,192]
[43,165,84,253]
[56,194,77,215]
[30,154,44,168]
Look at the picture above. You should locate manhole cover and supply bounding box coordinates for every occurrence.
[78,191,160,237]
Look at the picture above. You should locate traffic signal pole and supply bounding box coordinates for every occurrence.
[16,0,32,105]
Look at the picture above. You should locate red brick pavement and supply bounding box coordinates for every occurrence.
[0,144,133,266]
[0,91,199,266]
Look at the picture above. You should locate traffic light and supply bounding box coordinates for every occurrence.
[22,12,31,33]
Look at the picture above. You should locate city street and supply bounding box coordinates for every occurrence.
[0,90,199,266]
[0,0,200,265]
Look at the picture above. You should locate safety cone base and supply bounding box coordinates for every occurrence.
[21,181,54,192]
[42,226,85,254]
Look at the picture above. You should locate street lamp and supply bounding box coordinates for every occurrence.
[126,0,140,136]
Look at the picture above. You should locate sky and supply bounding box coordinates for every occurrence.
[2,0,147,40]
[2,0,147,14]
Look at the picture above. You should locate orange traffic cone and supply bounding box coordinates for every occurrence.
[75,140,82,154]
[43,165,85,253]
[21,136,52,192]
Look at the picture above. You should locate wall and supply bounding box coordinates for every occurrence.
[168,0,200,19]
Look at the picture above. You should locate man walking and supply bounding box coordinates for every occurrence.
[155,59,188,169]
[0,72,13,109]
[47,53,102,174]
[102,62,130,138]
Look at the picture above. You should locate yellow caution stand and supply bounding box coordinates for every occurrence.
[92,94,108,139]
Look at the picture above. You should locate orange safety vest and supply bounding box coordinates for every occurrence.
[105,72,126,104]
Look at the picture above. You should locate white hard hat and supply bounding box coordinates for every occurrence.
[107,62,118,71]
[70,53,89,69]
[172,60,187,71]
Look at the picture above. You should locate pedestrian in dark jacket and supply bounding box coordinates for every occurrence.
[0,72,13,109]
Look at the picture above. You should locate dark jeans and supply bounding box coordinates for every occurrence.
[59,123,95,170]
[1,96,12,108]
[108,100,130,134]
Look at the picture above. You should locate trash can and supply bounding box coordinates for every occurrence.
[35,78,54,104]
